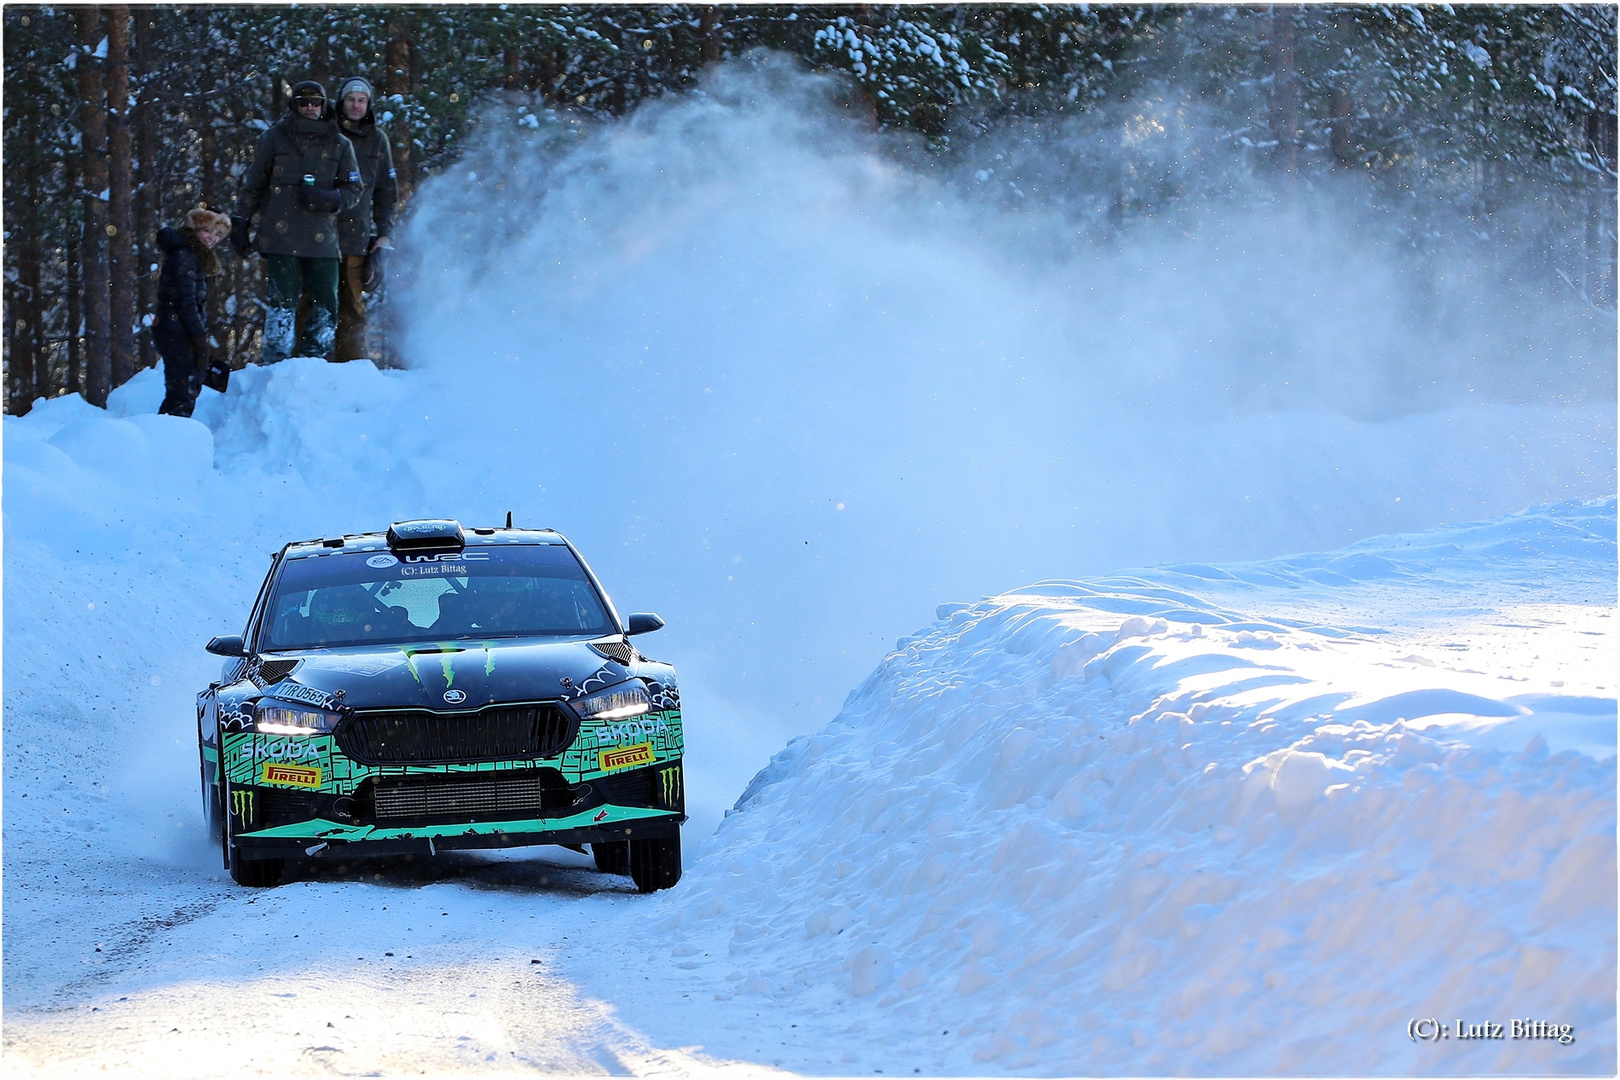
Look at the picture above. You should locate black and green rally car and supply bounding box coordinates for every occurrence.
[197,519,684,890]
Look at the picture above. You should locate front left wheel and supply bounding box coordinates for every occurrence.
[629,833,681,893]
[200,746,222,844]
[591,841,630,875]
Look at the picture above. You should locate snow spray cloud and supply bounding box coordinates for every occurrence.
[393,55,1613,803]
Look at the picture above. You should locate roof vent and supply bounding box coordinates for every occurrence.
[386,519,466,551]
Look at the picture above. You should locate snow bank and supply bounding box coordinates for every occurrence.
[620,500,1616,1075]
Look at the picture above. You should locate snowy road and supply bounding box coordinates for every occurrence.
[4,389,1614,1074]
[3,851,793,1077]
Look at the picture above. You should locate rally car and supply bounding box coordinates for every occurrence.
[196,519,684,890]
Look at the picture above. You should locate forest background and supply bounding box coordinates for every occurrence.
[2,3,1615,415]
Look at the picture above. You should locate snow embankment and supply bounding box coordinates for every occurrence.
[609,500,1616,1076]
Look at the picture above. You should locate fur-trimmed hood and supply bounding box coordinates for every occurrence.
[158,224,222,277]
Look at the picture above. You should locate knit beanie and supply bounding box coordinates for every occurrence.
[337,76,374,102]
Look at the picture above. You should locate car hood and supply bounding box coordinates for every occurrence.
[255,638,627,711]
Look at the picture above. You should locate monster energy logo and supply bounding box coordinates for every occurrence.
[231,789,255,824]
[659,765,682,809]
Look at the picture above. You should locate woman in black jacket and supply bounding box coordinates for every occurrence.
[153,208,230,417]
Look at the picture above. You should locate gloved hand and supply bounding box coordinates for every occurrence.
[298,186,343,213]
[203,348,231,393]
[229,216,252,257]
[362,244,385,293]
[189,334,209,368]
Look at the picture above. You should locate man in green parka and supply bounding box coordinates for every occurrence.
[232,80,362,364]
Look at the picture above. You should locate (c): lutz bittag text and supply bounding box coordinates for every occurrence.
[1408,1019,1575,1045]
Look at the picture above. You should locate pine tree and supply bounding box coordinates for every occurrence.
[77,6,111,407]
[107,5,136,389]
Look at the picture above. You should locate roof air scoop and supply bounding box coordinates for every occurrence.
[386,519,466,551]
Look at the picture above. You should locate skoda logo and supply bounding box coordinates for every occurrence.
[443,689,467,705]
[366,554,398,568]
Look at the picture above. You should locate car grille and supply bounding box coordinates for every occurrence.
[261,787,322,826]
[596,766,656,806]
[337,703,576,764]
[364,769,577,824]
[596,763,684,812]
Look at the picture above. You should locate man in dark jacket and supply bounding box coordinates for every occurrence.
[232,80,361,364]
[333,76,398,362]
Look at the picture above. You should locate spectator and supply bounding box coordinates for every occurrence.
[333,76,398,363]
[232,80,361,363]
[153,208,230,417]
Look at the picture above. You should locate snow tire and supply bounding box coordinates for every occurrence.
[200,747,222,844]
[629,833,681,893]
[591,841,630,875]
[220,771,284,888]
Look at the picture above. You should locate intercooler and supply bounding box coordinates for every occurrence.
[364,768,579,824]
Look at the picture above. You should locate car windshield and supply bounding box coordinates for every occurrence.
[259,544,613,651]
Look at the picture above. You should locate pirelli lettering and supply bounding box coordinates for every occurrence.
[261,762,323,789]
[599,742,655,773]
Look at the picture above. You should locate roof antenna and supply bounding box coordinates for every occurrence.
[505,510,513,529]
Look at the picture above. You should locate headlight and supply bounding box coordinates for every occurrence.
[255,703,342,735]
[569,681,650,721]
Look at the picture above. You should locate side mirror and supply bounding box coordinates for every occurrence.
[206,635,247,657]
[625,612,665,637]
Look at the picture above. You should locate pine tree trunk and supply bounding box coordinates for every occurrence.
[107,5,137,390]
[132,9,160,371]
[1329,87,1355,166]
[6,116,44,413]
[4,263,30,413]
[310,35,331,93]
[199,116,218,219]
[386,20,414,202]
[198,116,228,344]
[24,172,47,402]
[1269,5,1299,179]
[700,7,723,65]
[504,45,522,93]
[539,47,561,103]
[78,5,112,407]
[5,279,26,414]
[65,148,84,400]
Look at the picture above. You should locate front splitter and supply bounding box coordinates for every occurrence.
[234,806,683,858]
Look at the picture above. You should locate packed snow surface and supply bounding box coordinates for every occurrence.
[3,369,1613,1072]
[4,63,1617,1076]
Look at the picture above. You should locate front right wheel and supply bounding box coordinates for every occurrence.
[220,771,284,888]
[629,833,681,892]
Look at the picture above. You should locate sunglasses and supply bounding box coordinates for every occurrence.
[295,97,325,109]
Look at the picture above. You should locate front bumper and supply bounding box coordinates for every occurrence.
[220,744,686,860]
